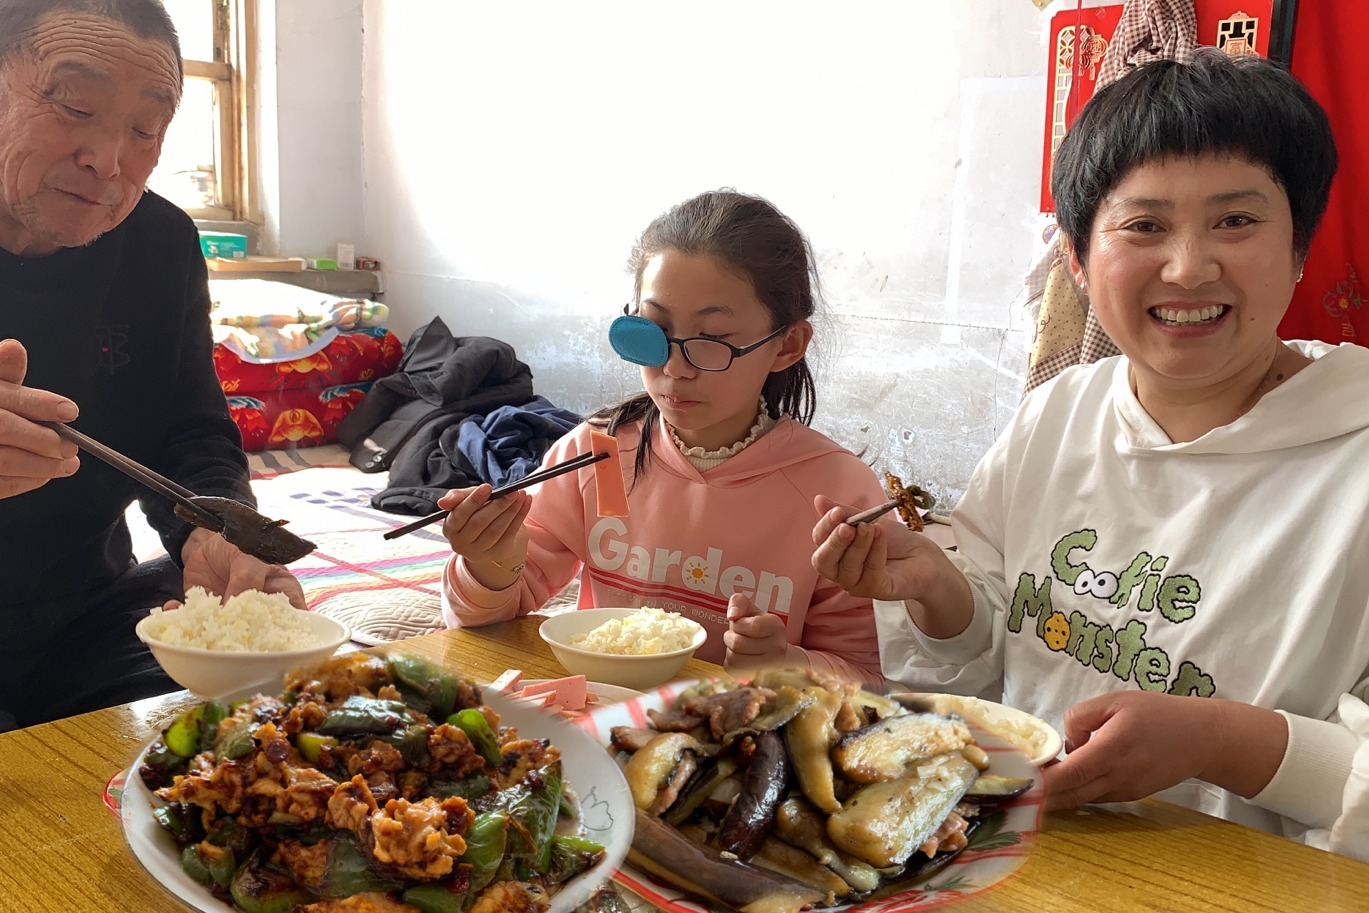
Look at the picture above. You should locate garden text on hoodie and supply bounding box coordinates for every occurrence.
[444,416,888,685]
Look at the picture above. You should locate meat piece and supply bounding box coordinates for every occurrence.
[367,795,473,880]
[467,881,546,913]
[427,723,485,777]
[298,893,420,913]
[286,653,392,703]
[610,726,662,753]
[327,775,379,833]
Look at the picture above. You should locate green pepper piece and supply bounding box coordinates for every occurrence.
[378,724,431,766]
[138,739,189,789]
[459,811,509,893]
[317,695,412,736]
[153,805,186,842]
[229,849,315,913]
[491,761,563,873]
[198,701,228,754]
[164,705,205,758]
[205,816,255,861]
[214,718,257,760]
[202,843,237,891]
[448,708,502,767]
[316,833,406,898]
[428,771,492,802]
[545,835,606,885]
[387,654,466,719]
[180,844,211,886]
[403,881,469,913]
[295,731,338,764]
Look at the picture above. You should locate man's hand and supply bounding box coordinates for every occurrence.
[1045,692,1287,811]
[0,339,81,498]
[723,593,789,674]
[179,528,307,609]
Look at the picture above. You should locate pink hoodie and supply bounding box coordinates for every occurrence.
[443,416,887,685]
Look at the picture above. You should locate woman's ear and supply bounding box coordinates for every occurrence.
[1062,238,1088,292]
[770,320,813,373]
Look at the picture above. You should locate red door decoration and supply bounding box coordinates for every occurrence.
[1041,2,1275,213]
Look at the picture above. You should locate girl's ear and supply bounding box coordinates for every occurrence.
[770,320,813,373]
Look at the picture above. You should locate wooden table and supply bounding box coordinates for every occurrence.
[2,617,1367,912]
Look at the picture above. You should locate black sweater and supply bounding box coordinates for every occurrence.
[0,192,253,606]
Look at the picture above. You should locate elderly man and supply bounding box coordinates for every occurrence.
[0,0,304,729]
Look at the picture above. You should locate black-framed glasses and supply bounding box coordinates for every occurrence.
[608,303,787,372]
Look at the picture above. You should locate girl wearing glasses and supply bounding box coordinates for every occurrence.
[439,189,888,686]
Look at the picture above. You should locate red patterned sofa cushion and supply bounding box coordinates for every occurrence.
[215,327,402,451]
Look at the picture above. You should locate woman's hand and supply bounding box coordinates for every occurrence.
[0,339,81,499]
[438,484,532,588]
[723,593,789,675]
[811,495,945,601]
[1045,692,1287,811]
[179,528,307,609]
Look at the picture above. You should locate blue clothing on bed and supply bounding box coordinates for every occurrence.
[457,396,582,487]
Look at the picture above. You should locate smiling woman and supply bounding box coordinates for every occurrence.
[814,50,1369,862]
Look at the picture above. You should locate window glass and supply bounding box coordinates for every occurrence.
[148,77,221,211]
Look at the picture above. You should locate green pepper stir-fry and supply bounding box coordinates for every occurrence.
[138,653,606,913]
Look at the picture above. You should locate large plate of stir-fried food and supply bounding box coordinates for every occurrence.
[572,668,1043,913]
[120,652,633,913]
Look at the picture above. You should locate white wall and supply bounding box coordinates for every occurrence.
[262,0,1068,507]
[256,0,366,258]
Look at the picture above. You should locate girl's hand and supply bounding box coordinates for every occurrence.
[1045,692,1286,811]
[179,528,307,609]
[438,485,532,586]
[810,495,941,602]
[723,593,789,675]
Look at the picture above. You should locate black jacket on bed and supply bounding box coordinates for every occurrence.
[336,318,535,513]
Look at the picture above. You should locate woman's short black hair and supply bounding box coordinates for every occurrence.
[1051,50,1337,263]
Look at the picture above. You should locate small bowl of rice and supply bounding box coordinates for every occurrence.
[538,607,707,691]
[136,587,350,699]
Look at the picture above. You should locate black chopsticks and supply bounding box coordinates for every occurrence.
[382,450,610,540]
[39,420,225,529]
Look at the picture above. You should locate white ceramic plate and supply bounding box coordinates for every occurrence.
[572,680,1044,913]
[118,688,634,913]
[893,693,1064,767]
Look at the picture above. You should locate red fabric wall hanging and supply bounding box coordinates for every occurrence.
[1040,1,1275,213]
[1281,2,1369,345]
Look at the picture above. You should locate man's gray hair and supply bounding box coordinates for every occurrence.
[0,0,182,80]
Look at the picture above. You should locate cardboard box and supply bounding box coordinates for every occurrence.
[199,231,248,259]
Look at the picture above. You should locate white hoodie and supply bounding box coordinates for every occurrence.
[878,340,1369,859]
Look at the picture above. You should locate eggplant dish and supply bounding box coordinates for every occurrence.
[613,668,1034,912]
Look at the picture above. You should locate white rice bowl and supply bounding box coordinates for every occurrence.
[136,588,350,699]
[141,587,325,652]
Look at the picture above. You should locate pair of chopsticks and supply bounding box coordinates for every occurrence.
[383,450,609,540]
[38,420,224,529]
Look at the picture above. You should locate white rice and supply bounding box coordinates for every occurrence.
[142,587,321,652]
[569,607,701,656]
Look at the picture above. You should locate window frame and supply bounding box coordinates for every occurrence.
[174,0,255,222]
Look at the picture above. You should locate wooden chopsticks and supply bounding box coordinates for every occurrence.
[845,498,899,526]
[39,420,225,529]
[382,450,610,540]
